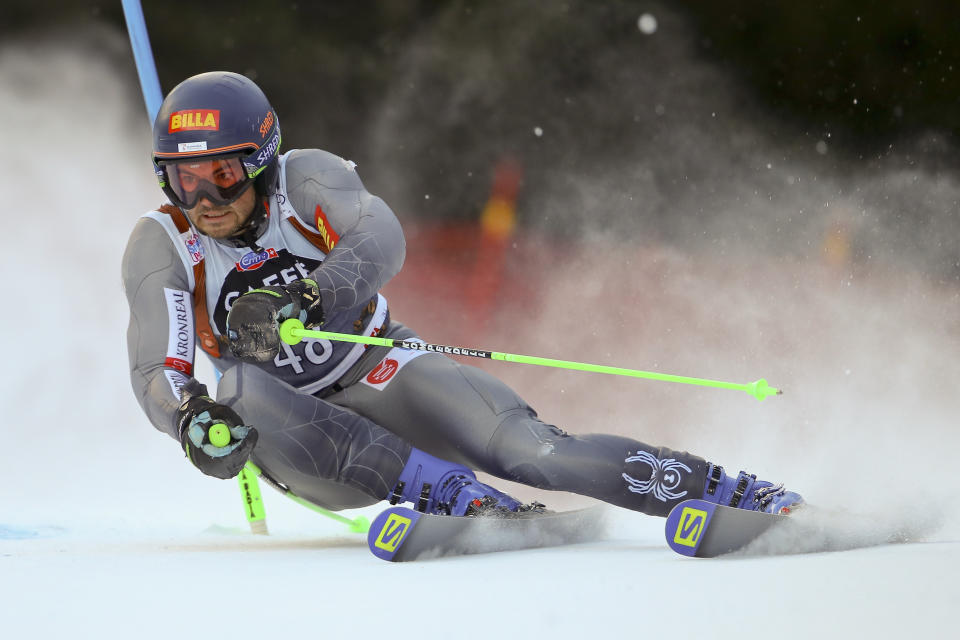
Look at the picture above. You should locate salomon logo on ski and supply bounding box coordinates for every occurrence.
[374,513,412,552]
[672,506,708,547]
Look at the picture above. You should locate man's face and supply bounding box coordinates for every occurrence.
[165,155,257,238]
[186,186,256,238]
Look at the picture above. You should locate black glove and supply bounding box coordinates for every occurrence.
[226,278,324,363]
[175,379,258,479]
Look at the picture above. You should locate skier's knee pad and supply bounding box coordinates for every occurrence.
[485,410,571,486]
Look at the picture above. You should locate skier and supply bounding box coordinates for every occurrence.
[123,71,802,522]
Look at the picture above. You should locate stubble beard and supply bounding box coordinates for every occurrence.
[188,187,256,239]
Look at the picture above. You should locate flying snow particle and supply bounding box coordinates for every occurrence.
[638,14,658,35]
[533,126,544,137]
[816,140,828,155]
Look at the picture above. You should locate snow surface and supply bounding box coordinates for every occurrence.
[2,33,957,640]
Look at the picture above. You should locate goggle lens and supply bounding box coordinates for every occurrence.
[162,155,252,208]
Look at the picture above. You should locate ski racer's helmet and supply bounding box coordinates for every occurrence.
[152,71,281,245]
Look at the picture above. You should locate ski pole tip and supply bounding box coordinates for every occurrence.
[747,379,781,401]
[349,515,371,534]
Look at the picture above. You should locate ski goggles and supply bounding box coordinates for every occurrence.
[157,154,254,209]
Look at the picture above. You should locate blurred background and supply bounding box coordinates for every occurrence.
[7,1,960,246]
[2,1,958,524]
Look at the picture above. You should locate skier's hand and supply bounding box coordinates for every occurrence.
[175,379,258,479]
[225,278,324,363]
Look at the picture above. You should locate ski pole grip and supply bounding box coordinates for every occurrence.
[208,423,231,447]
[279,318,306,345]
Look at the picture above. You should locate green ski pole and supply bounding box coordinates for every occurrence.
[243,461,370,534]
[212,431,369,534]
[238,462,268,535]
[279,319,782,401]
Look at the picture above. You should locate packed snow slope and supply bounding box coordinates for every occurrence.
[2,30,956,640]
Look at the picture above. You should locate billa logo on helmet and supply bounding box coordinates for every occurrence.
[169,109,221,133]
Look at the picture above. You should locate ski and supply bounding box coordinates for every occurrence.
[367,505,606,562]
[664,498,933,557]
[664,498,791,557]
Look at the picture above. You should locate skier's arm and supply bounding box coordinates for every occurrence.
[122,216,199,440]
[284,149,406,315]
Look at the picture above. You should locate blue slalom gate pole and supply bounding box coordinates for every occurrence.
[121,0,163,123]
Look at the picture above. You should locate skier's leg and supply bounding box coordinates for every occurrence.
[329,351,801,516]
[216,363,522,515]
[216,363,409,510]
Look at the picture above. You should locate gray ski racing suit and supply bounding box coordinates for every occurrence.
[122,149,708,515]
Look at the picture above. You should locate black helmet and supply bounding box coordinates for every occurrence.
[152,72,281,246]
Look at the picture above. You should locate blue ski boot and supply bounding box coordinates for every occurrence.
[389,448,522,516]
[702,463,804,514]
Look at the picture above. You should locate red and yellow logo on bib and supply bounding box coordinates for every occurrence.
[169,109,221,133]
